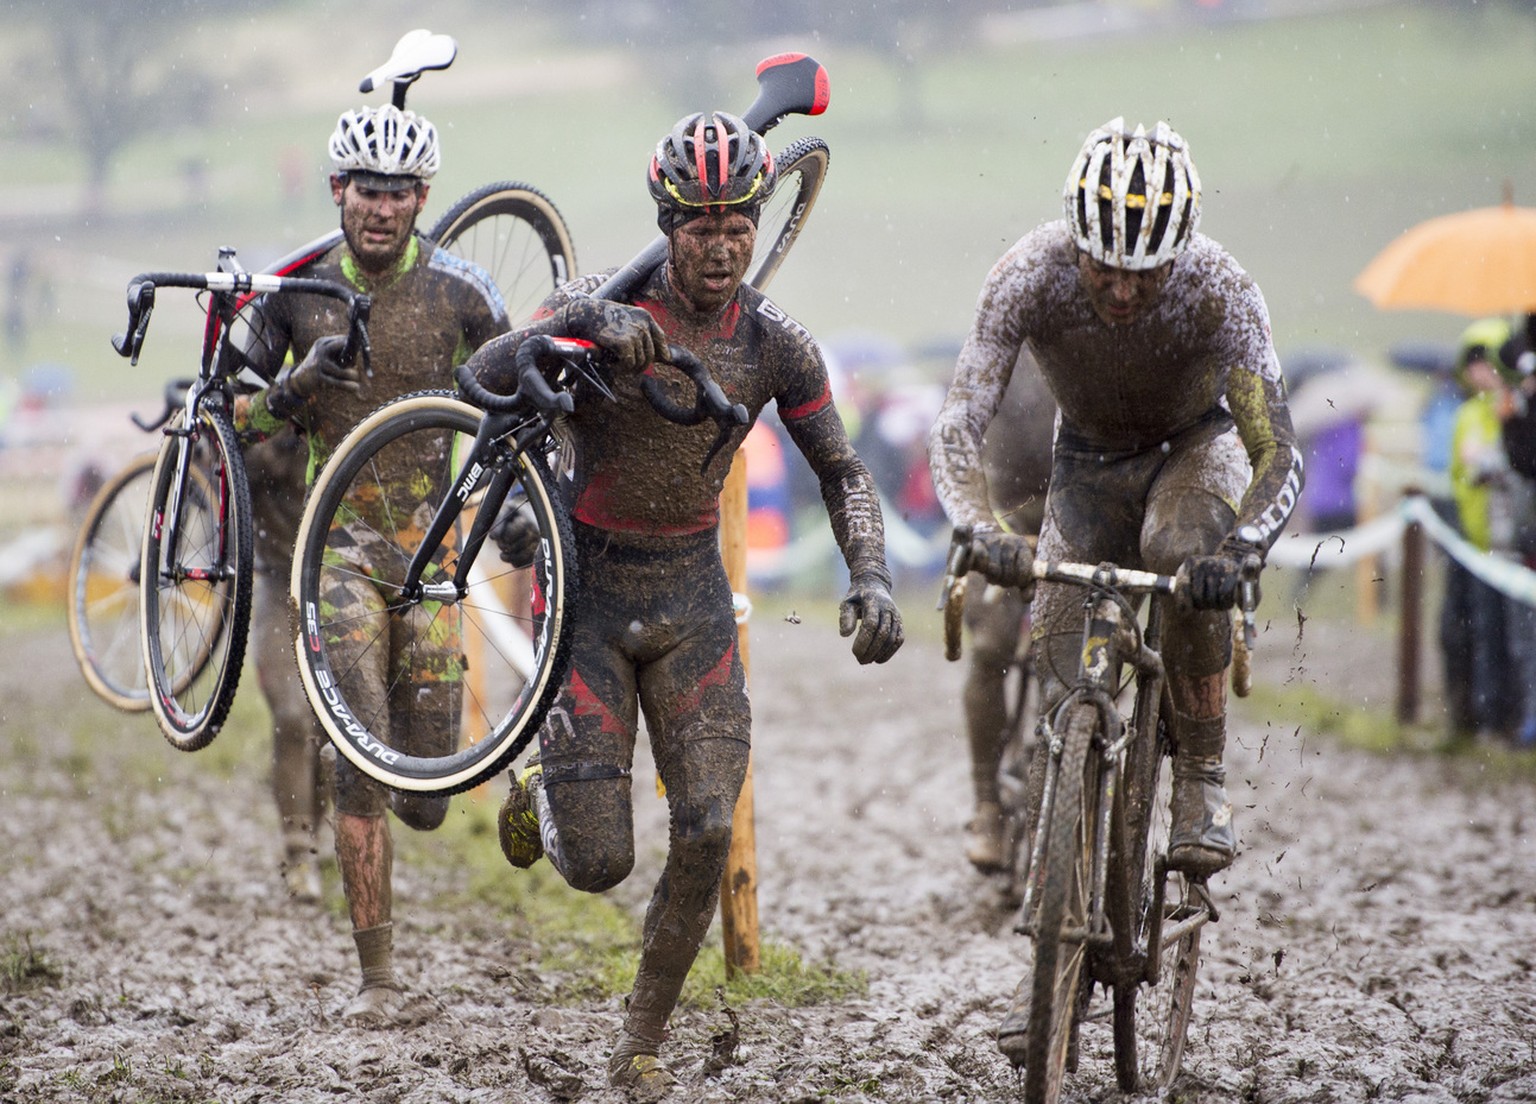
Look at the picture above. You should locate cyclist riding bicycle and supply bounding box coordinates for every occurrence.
[958,352,1054,874]
[475,111,904,1095]
[929,117,1303,1058]
[233,101,511,1026]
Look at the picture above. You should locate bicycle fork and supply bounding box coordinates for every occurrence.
[154,385,229,585]
[1014,593,1167,958]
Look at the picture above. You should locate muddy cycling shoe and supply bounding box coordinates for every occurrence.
[498,760,545,869]
[607,1052,677,1100]
[341,983,407,1027]
[995,977,1031,1067]
[965,800,1007,874]
[1168,758,1236,876]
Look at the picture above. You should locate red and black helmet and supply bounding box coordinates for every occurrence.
[647,111,776,229]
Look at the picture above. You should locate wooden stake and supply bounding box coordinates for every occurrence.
[718,452,760,976]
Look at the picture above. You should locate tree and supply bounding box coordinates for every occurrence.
[10,0,274,215]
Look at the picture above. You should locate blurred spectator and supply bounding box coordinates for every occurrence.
[742,419,791,589]
[1392,340,1462,509]
[1285,348,1374,534]
[1496,311,1536,746]
[1445,318,1525,743]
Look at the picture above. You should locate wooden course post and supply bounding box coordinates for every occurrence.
[719,453,761,976]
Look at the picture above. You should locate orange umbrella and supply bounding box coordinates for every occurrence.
[1354,201,1536,316]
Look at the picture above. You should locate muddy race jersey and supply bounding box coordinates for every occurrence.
[469,264,891,583]
[234,235,508,554]
[931,220,1303,552]
[239,235,507,459]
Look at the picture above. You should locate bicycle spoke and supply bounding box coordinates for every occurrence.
[294,393,573,794]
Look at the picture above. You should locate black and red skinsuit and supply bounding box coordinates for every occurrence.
[466,260,892,1051]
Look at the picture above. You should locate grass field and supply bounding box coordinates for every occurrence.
[4,0,1536,410]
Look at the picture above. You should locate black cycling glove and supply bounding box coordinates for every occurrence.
[559,299,667,371]
[1182,538,1263,611]
[968,529,1034,589]
[839,575,904,665]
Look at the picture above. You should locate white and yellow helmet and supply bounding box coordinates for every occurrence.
[328,104,440,184]
[1064,117,1201,270]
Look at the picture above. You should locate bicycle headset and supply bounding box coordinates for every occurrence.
[647,111,777,233]
[329,104,440,189]
[1064,117,1201,271]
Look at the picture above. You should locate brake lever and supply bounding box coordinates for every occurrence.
[128,373,193,432]
[1237,552,1262,650]
[342,294,373,378]
[937,524,973,611]
[112,280,156,364]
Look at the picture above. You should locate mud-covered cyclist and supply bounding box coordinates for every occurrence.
[233,102,510,1025]
[927,117,1303,1062]
[471,111,904,1096]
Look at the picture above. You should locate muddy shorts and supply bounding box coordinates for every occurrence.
[536,522,750,893]
[1032,416,1250,701]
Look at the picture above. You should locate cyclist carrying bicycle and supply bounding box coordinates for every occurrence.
[233,101,511,1025]
[928,117,1303,1060]
[473,111,904,1095]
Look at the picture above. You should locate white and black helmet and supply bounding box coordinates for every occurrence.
[329,104,440,184]
[1064,117,1201,270]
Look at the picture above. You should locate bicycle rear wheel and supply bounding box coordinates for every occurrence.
[69,453,158,710]
[1023,699,1098,1104]
[291,392,575,796]
[748,136,829,292]
[140,406,253,749]
[428,182,577,325]
[1110,683,1203,1092]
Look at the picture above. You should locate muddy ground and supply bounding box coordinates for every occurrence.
[2,585,1535,1103]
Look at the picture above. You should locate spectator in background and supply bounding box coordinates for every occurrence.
[1496,312,1536,746]
[1445,318,1524,743]
[1286,350,1373,536]
[7,250,33,353]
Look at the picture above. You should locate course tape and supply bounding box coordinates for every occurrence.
[1260,495,1536,606]
[755,493,1536,608]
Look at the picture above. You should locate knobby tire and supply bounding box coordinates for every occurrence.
[748,137,829,292]
[139,405,252,749]
[291,392,575,796]
[428,182,577,325]
[69,452,160,711]
[1024,700,1098,1104]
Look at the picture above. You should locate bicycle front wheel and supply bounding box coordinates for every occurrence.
[69,453,158,710]
[1023,699,1098,1104]
[428,182,577,325]
[748,136,829,292]
[1110,682,1203,1092]
[140,406,253,749]
[291,392,575,796]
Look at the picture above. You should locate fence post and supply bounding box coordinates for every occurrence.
[719,453,760,976]
[1397,499,1424,724]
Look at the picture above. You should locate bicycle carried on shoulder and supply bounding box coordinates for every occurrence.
[69,28,578,728]
[942,525,1258,1101]
[108,251,371,749]
[289,52,834,797]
